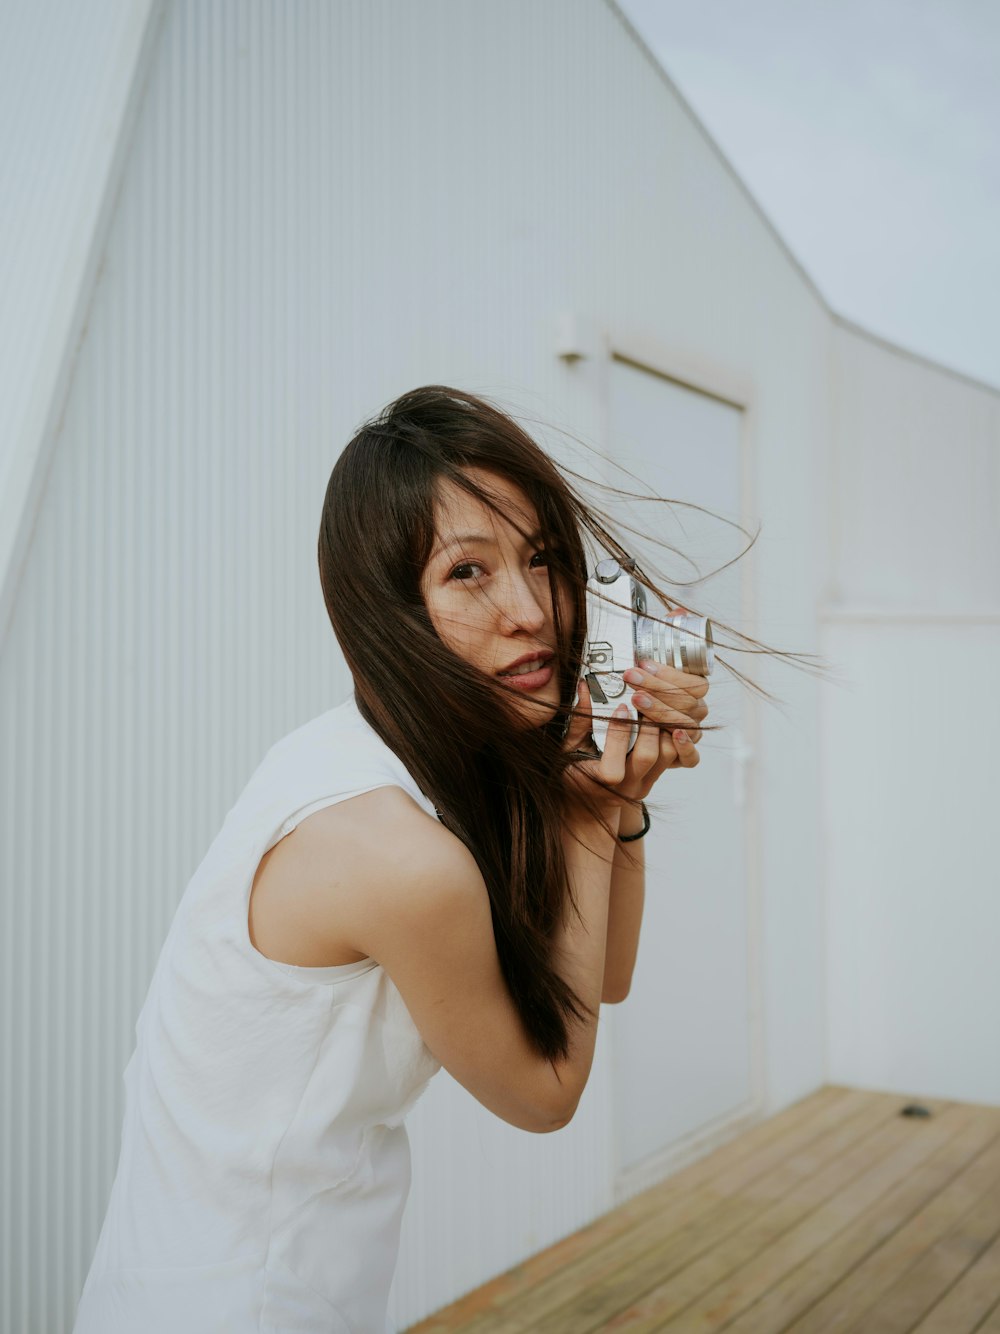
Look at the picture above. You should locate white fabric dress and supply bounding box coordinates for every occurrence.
[72,693,443,1334]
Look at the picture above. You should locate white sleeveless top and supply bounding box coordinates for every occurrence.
[72,694,443,1334]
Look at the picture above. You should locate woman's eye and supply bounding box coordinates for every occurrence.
[449,562,485,581]
[449,551,550,581]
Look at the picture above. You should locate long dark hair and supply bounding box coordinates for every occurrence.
[318,385,818,1061]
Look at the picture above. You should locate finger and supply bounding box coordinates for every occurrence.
[625,666,705,717]
[679,697,708,741]
[629,687,701,735]
[627,716,663,777]
[563,677,593,752]
[628,669,709,744]
[600,703,632,785]
[637,659,710,699]
[671,729,701,768]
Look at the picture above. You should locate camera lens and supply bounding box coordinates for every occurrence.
[634,611,714,676]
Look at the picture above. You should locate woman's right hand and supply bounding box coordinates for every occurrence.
[562,674,677,830]
[560,677,636,827]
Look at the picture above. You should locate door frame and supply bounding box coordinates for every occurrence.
[592,326,766,1204]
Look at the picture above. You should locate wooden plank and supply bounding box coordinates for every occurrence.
[404,1085,857,1333]
[466,1091,896,1334]
[405,1088,1000,1334]
[866,1175,1000,1332]
[973,1292,1000,1330]
[524,1093,916,1333]
[781,1103,1000,1332]
[541,1095,959,1332]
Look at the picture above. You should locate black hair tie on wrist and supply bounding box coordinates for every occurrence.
[618,801,650,842]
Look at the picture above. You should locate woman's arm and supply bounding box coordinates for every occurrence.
[549,667,706,1104]
[547,810,622,1119]
[592,658,711,1003]
[602,804,646,1003]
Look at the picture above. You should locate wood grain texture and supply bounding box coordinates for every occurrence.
[405,1085,1000,1334]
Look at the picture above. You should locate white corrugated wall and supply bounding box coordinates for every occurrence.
[4,1,994,1331]
[1,1,825,1327]
[822,319,1000,1105]
[0,0,162,649]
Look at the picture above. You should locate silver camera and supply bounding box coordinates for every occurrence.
[582,556,714,754]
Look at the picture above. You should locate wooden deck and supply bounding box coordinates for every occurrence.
[406,1084,1000,1333]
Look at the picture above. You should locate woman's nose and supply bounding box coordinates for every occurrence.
[497,573,547,634]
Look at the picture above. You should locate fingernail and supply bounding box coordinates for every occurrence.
[632,692,652,708]
[674,730,688,743]
[614,704,629,719]
[623,667,644,685]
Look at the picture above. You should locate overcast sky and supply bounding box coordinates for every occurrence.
[615,0,1000,392]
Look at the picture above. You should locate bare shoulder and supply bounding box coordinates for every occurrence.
[289,784,569,1132]
[301,784,464,876]
[293,784,481,927]
[248,785,470,969]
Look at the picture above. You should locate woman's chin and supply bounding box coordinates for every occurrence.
[505,688,561,729]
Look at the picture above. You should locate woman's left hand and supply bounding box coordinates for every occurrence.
[620,657,710,784]
[564,657,709,816]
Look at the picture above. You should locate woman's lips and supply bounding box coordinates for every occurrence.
[498,663,554,692]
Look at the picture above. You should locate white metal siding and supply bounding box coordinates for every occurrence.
[0,0,927,1328]
[823,321,1000,1105]
[0,0,161,648]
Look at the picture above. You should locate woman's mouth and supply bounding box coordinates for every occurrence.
[497,658,555,692]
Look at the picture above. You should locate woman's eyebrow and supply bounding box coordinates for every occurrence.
[432,529,543,560]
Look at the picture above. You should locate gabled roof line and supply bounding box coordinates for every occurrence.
[0,0,166,654]
[604,0,830,312]
[605,0,1000,401]
[832,313,1000,399]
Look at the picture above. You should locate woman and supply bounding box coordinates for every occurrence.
[73,385,711,1334]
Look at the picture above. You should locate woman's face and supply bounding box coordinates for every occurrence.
[420,468,569,727]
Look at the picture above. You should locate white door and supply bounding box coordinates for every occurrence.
[605,357,756,1185]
